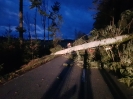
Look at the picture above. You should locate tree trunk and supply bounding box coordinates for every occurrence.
[19,0,23,39]
[54,35,130,55]
[41,0,46,41]
[34,8,38,40]
[25,12,31,40]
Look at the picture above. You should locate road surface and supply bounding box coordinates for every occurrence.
[0,56,132,99]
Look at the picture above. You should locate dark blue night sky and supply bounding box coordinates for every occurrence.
[0,0,95,39]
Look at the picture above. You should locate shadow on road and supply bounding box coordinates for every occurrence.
[86,68,93,99]
[78,68,93,99]
[99,67,127,99]
[78,51,93,99]
[41,60,74,99]
[41,52,94,99]
[58,85,77,99]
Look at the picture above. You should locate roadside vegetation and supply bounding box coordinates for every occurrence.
[0,37,62,84]
[0,0,63,84]
[90,0,133,88]
[0,0,133,90]
[64,9,133,88]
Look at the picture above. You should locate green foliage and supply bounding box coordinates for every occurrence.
[119,78,133,88]
[0,36,46,76]
[92,0,114,29]
[118,10,133,34]
[121,10,133,21]
[89,25,117,41]
[120,40,133,66]
[66,51,84,68]
[0,55,56,84]
[86,9,133,88]
[29,0,63,45]
[30,0,42,9]
[73,37,86,46]
[48,2,63,45]
[50,44,62,53]
[0,38,21,74]
[89,24,133,42]
[93,0,133,29]
[22,40,41,63]
[51,1,60,13]
[109,62,121,72]
[120,67,133,77]
[101,39,133,88]
[75,31,87,40]
[99,47,111,63]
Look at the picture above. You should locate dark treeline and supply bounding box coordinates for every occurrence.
[0,0,63,76]
[0,36,73,76]
[0,37,51,76]
[90,0,133,88]
[93,0,133,29]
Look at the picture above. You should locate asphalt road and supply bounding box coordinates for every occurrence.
[0,56,132,99]
[0,56,82,99]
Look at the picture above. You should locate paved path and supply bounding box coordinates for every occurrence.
[85,68,113,99]
[0,56,83,99]
[0,56,69,99]
[0,56,131,99]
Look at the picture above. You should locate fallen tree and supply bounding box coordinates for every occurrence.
[54,34,132,55]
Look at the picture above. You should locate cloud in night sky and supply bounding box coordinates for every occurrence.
[0,0,95,39]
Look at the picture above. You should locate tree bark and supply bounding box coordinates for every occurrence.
[19,0,23,39]
[54,35,130,55]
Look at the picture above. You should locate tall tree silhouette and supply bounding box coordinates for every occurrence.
[30,0,42,40]
[29,0,63,43]
[40,0,47,41]
[16,0,26,40]
[93,0,133,29]
[48,1,63,46]
[24,12,31,40]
